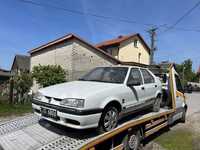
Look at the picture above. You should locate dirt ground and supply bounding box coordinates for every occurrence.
[143,92,200,150]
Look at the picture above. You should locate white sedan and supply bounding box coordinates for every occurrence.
[32,66,162,132]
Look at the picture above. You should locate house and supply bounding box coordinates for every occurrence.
[29,34,120,92]
[29,33,151,92]
[96,33,151,65]
[0,68,11,84]
[11,54,30,75]
[0,68,11,95]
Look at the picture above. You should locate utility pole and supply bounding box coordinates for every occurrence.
[148,27,158,65]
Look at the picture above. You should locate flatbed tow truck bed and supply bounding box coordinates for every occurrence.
[0,108,171,150]
[0,65,186,150]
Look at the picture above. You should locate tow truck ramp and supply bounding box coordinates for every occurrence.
[0,108,171,150]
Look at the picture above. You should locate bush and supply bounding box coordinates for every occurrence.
[32,65,66,87]
[13,72,33,104]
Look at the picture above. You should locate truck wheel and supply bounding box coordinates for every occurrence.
[98,106,119,133]
[152,96,161,112]
[122,130,141,150]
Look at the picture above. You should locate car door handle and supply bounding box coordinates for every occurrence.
[141,87,145,90]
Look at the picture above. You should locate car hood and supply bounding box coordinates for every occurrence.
[39,81,122,99]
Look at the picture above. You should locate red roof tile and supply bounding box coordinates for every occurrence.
[95,34,133,48]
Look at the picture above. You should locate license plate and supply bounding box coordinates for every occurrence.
[41,107,57,119]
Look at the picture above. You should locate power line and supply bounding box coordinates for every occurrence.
[163,0,200,33]
[18,0,200,33]
[18,0,156,27]
[164,26,200,32]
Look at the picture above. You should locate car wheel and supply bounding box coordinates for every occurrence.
[152,95,161,112]
[122,130,141,150]
[180,108,186,123]
[98,106,119,133]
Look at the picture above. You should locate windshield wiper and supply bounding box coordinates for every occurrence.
[87,80,121,83]
[79,79,122,83]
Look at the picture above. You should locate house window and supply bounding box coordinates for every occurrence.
[107,49,112,55]
[134,40,138,48]
[112,48,119,59]
[138,53,141,63]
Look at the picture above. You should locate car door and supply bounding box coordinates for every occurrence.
[140,69,156,101]
[125,68,145,109]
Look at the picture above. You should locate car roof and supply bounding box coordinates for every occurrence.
[96,65,148,69]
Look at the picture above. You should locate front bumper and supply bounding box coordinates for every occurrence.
[32,100,102,129]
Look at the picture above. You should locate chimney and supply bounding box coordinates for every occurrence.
[118,35,123,38]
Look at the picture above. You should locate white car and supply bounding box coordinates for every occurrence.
[32,66,162,132]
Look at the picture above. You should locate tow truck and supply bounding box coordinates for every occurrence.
[78,64,187,150]
[0,64,187,150]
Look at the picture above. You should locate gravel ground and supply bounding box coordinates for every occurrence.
[185,92,200,115]
[0,113,32,124]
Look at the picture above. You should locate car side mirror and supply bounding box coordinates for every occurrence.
[127,80,141,86]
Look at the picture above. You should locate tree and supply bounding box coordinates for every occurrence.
[176,59,198,86]
[13,72,33,104]
[32,65,66,87]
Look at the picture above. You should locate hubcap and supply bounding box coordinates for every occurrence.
[128,134,138,150]
[103,109,118,131]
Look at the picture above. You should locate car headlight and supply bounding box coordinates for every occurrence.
[60,98,85,108]
[33,92,43,100]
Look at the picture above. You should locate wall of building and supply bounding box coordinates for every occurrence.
[30,41,73,92]
[118,37,150,65]
[71,39,114,80]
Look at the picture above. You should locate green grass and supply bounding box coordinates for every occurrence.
[155,129,194,150]
[0,100,32,117]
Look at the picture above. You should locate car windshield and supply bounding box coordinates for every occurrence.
[79,67,128,84]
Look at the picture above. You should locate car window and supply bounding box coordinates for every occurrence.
[175,75,184,92]
[141,69,155,84]
[127,68,143,85]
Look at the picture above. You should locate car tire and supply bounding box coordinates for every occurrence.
[122,130,142,150]
[180,108,186,123]
[152,95,161,112]
[98,106,119,133]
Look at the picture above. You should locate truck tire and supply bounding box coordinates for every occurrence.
[122,130,142,150]
[98,106,119,133]
[152,96,161,112]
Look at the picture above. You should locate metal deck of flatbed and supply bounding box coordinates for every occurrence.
[0,108,171,150]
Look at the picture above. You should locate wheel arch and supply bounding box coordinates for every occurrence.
[184,103,188,111]
[102,100,122,112]
[156,91,162,98]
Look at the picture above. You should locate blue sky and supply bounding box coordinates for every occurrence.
[0,0,200,71]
